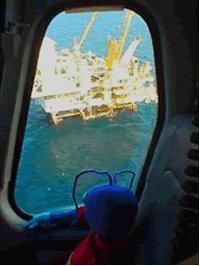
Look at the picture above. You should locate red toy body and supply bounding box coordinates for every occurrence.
[67,206,128,265]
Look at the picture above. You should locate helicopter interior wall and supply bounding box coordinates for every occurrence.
[0,0,5,89]
[132,113,199,264]
[0,0,198,265]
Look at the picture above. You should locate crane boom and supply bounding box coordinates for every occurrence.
[79,12,98,48]
[120,35,142,65]
[105,10,135,67]
[118,10,135,59]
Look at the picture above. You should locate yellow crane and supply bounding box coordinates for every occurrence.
[105,10,135,68]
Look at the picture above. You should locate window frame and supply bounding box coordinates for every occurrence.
[5,2,165,220]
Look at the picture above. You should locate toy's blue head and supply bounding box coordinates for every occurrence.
[72,170,138,239]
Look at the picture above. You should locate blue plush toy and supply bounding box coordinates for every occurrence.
[24,170,138,265]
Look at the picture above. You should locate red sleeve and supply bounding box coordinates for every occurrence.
[70,230,96,265]
[76,206,88,227]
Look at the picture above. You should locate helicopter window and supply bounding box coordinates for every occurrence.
[14,8,158,215]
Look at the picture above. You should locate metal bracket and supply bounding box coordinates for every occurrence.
[4,22,30,34]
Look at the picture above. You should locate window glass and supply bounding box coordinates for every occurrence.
[15,9,158,215]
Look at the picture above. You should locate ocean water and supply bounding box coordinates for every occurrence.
[15,9,158,215]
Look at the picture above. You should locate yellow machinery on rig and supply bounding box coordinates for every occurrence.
[105,10,135,68]
[105,39,120,68]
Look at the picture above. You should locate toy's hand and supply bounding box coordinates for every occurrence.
[23,208,86,230]
[23,212,51,230]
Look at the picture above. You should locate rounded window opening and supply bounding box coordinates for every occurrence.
[15,8,158,215]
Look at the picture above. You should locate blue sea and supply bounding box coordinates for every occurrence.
[15,9,158,215]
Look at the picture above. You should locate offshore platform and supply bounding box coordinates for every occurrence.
[31,10,158,125]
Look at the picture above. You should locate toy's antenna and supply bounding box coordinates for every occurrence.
[72,170,113,216]
[112,170,135,189]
